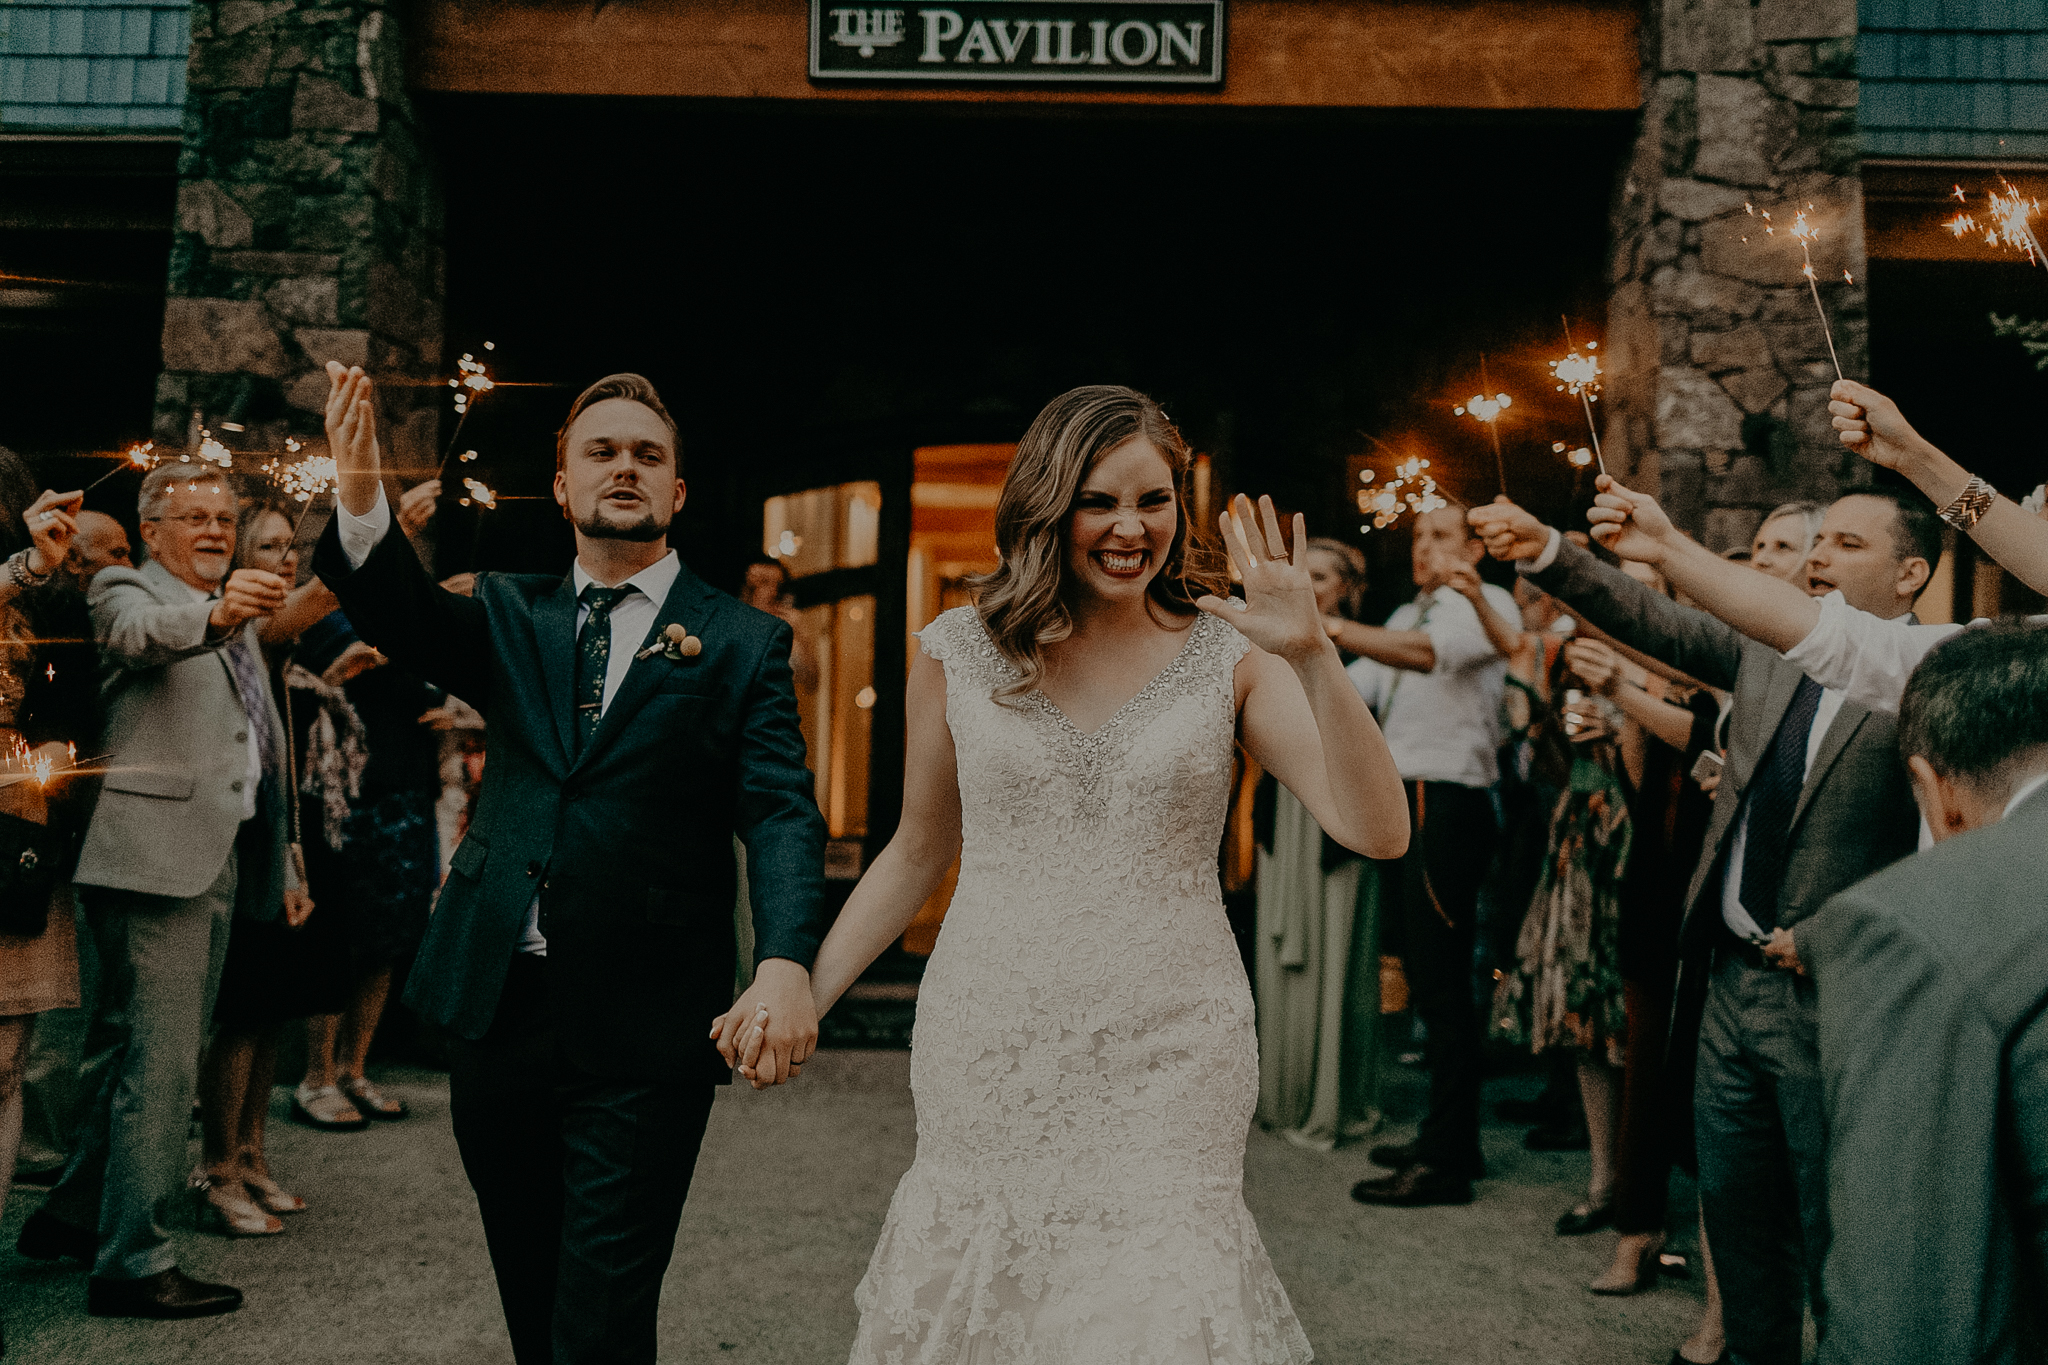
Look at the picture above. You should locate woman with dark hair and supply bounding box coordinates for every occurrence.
[0,454,88,1352]
[1253,535,1387,1148]
[758,385,1409,1360]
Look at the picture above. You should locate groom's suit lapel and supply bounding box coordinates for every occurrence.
[572,563,722,772]
[532,572,582,769]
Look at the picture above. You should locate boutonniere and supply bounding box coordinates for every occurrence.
[636,622,702,661]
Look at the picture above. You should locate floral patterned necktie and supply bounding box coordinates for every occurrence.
[573,585,631,757]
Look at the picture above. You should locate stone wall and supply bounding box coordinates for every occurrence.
[1604,0,1865,551]
[157,1,441,482]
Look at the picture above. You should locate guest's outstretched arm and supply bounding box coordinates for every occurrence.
[1831,379,2048,595]
[1206,496,1408,860]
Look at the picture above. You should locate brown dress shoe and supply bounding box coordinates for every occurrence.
[87,1267,243,1319]
[16,1208,94,1263]
[1350,1164,1475,1207]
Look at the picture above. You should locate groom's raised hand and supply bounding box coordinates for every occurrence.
[324,360,383,516]
[709,957,818,1090]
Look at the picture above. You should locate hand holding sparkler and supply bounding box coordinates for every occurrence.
[324,362,383,517]
[1826,379,1944,475]
[397,479,442,537]
[209,568,290,635]
[1467,496,1552,563]
[1585,474,1685,566]
[23,488,83,574]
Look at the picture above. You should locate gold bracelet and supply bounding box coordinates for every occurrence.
[1937,474,1997,531]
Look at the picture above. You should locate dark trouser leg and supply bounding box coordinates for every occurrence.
[1398,781,1489,1175]
[1695,953,1824,1365]
[1609,976,1674,1235]
[448,956,562,1365]
[553,1071,716,1365]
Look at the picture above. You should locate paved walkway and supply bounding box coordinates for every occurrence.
[4,1052,1704,1364]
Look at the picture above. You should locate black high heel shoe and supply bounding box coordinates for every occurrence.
[1554,1200,1614,1236]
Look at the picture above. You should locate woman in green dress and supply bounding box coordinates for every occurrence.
[1252,538,1383,1148]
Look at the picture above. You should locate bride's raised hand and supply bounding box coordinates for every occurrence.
[1195,494,1327,664]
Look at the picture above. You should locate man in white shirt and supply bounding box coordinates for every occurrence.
[1468,488,1928,1365]
[1344,506,1517,1208]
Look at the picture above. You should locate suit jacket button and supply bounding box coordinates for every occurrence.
[230,779,244,793]
[526,861,542,878]
[234,730,248,743]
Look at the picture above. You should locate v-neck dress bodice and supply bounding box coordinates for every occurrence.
[849,606,1313,1365]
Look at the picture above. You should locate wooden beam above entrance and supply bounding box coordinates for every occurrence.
[411,1,1639,111]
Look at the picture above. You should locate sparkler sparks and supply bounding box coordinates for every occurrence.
[436,343,498,479]
[1553,442,1595,467]
[262,452,338,505]
[184,429,234,469]
[83,440,159,492]
[1552,321,1608,477]
[1787,206,1846,380]
[458,477,497,510]
[1356,456,1447,532]
[1453,355,1514,494]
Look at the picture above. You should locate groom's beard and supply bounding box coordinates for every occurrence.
[574,505,669,542]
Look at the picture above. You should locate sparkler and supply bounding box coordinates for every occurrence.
[1943,180,2047,268]
[435,343,498,479]
[1356,455,1447,533]
[1453,356,1513,495]
[457,476,497,510]
[1749,202,1845,380]
[1551,319,1607,477]
[82,441,159,493]
[260,439,340,538]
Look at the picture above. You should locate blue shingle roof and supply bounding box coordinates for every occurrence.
[0,2,189,131]
[1861,1,2048,157]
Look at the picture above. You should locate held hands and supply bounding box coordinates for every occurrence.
[24,489,83,575]
[1827,380,1938,474]
[323,362,382,516]
[209,568,290,634]
[1467,496,1552,562]
[1586,475,1684,565]
[1195,494,1327,665]
[708,957,819,1090]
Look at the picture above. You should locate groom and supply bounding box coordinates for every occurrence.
[314,363,828,1364]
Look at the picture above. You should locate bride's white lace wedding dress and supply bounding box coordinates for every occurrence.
[850,606,1314,1365]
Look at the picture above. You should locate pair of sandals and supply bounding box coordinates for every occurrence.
[191,1168,304,1238]
[291,1076,408,1131]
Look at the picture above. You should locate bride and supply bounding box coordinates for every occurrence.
[719,385,1408,1362]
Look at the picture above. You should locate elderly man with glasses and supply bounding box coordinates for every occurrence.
[17,466,307,1319]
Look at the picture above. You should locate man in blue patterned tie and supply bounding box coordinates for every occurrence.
[315,364,828,1365]
[21,465,306,1319]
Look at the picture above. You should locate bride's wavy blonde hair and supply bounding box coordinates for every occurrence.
[972,385,1228,702]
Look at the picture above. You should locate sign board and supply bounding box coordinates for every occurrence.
[809,3,1225,85]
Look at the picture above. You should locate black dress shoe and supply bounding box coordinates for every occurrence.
[1524,1122,1591,1152]
[87,1267,243,1319]
[16,1208,94,1263]
[1367,1141,1421,1171]
[1555,1201,1615,1236]
[1350,1164,1474,1207]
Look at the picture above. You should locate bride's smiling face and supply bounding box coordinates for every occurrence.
[1064,436,1179,605]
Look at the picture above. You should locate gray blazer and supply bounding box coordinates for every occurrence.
[1798,784,2048,1364]
[1530,538,1920,947]
[74,558,294,916]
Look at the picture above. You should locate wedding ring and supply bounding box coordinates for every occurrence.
[36,512,52,524]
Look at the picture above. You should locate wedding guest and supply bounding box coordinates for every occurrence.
[1788,620,2048,1365]
[22,464,301,1320]
[1747,502,1825,583]
[195,502,345,1234]
[1342,505,1517,1207]
[1254,537,1384,1149]
[0,469,88,1357]
[1575,384,2048,716]
[1469,488,1928,1365]
[292,607,440,1128]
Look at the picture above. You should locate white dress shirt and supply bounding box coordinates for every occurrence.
[187,579,261,820]
[1345,581,1519,789]
[335,486,682,953]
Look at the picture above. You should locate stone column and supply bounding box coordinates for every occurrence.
[1604,0,1864,551]
[157,2,442,486]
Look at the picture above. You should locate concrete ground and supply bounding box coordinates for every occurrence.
[3,1052,1705,1364]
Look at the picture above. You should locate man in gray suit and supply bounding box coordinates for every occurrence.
[1786,620,2048,1364]
[17,465,304,1319]
[1471,486,1929,1365]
